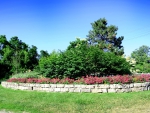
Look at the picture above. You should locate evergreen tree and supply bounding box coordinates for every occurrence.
[87,18,124,55]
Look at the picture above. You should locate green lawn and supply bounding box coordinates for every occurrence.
[1,85,150,113]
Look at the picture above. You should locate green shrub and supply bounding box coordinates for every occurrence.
[39,45,130,79]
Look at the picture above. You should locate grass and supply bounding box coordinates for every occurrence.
[9,71,42,79]
[1,85,150,113]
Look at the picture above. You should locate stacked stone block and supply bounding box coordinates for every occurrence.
[1,81,150,93]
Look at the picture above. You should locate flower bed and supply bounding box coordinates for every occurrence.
[2,74,150,93]
[6,74,150,85]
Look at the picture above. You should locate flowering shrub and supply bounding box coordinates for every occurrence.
[59,78,74,84]
[7,74,150,85]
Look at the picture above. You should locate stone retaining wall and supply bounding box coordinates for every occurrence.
[1,81,150,93]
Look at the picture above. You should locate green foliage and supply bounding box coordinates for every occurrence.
[131,45,150,63]
[67,38,88,50]
[9,71,41,79]
[0,35,39,78]
[131,45,150,73]
[86,18,124,55]
[39,50,49,58]
[124,56,137,73]
[39,50,60,78]
[39,39,130,78]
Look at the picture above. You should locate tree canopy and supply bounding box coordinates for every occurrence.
[0,35,39,78]
[131,45,150,73]
[86,18,124,55]
[131,45,150,63]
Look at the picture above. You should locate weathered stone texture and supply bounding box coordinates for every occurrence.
[91,89,103,93]
[98,84,110,89]
[108,88,116,93]
[81,88,91,93]
[1,81,150,93]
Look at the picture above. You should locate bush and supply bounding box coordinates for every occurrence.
[7,74,150,84]
[39,45,131,79]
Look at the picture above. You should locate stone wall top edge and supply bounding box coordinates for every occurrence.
[1,81,150,86]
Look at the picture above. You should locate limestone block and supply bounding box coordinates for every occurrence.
[130,83,134,88]
[134,83,142,88]
[50,84,57,88]
[23,87,29,90]
[38,87,44,91]
[61,88,69,92]
[40,84,45,88]
[27,87,33,90]
[54,88,61,92]
[80,85,86,88]
[18,83,25,86]
[81,88,91,93]
[108,88,116,93]
[21,86,32,90]
[69,88,74,92]
[29,84,35,87]
[1,82,7,87]
[56,84,64,88]
[141,83,145,87]
[74,85,81,88]
[116,89,123,93]
[143,82,150,87]
[110,84,116,89]
[115,84,123,89]
[131,87,142,92]
[32,87,37,90]
[18,86,28,90]
[65,84,74,88]
[91,89,103,93]
[74,88,81,92]
[35,83,41,87]
[101,89,108,93]
[23,83,29,87]
[85,85,95,89]
[45,84,50,88]
[18,86,23,90]
[93,84,99,89]
[124,88,132,92]
[48,88,54,92]
[143,82,150,90]
[12,86,17,90]
[42,87,50,91]
[40,84,50,88]
[98,84,110,89]
[143,87,148,91]
[121,84,130,89]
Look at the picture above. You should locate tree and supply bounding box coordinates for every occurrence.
[131,45,150,73]
[0,35,39,77]
[39,50,49,58]
[86,18,124,55]
[27,45,39,70]
[131,45,150,63]
[0,35,9,59]
[67,38,88,50]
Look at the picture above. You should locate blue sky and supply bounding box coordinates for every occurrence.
[0,0,150,56]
